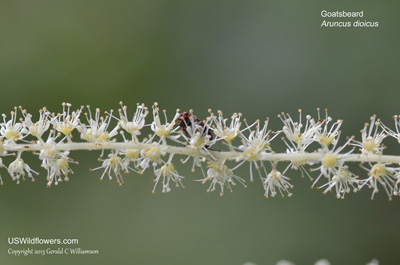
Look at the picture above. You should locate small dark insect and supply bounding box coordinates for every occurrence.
[175,112,214,147]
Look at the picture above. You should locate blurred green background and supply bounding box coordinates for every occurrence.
[1,0,399,264]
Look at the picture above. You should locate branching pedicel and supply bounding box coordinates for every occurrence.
[1,102,400,200]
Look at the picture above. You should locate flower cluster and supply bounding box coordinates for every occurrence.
[1,103,400,200]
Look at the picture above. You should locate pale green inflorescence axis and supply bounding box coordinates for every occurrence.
[1,102,400,200]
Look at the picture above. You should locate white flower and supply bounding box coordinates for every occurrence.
[263,164,293,198]
[189,132,208,149]
[150,102,180,141]
[311,135,354,189]
[238,119,274,161]
[174,111,222,171]
[278,110,319,181]
[45,152,76,187]
[8,157,38,184]
[195,159,246,196]
[78,106,119,143]
[382,115,400,143]
[39,145,59,168]
[0,157,4,185]
[91,151,132,186]
[121,148,142,169]
[181,155,207,174]
[236,119,279,181]
[24,109,51,141]
[278,109,318,151]
[0,138,8,157]
[38,133,76,187]
[1,107,26,143]
[318,166,359,199]
[280,145,314,181]
[50,103,83,139]
[117,134,149,172]
[393,173,400,196]
[0,139,11,185]
[139,143,166,171]
[314,108,342,149]
[39,132,61,161]
[352,115,386,155]
[176,111,217,151]
[211,110,242,145]
[359,163,397,200]
[152,156,184,193]
[117,102,148,138]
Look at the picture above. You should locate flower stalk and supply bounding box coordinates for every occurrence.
[3,142,400,163]
[1,102,400,200]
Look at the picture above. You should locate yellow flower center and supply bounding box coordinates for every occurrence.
[338,168,350,179]
[191,135,205,148]
[370,164,386,178]
[96,132,110,142]
[60,123,74,136]
[84,129,94,142]
[44,148,58,159]
[362,138,377,153]
[125,149,139,159]
[270,170,279,178]
[319,132,334,146]
[291,134,303,144]
[5,127,20,140]
[323,154,337,168]
[292,159,306,168]
[144,147,161,162]
[244,148,259,161]
[156,125,171,137]
[109,156,122,169]
[222,130,237,143]
[30,123,40,137]
[160,163,175,175]
[56,159,69,170]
